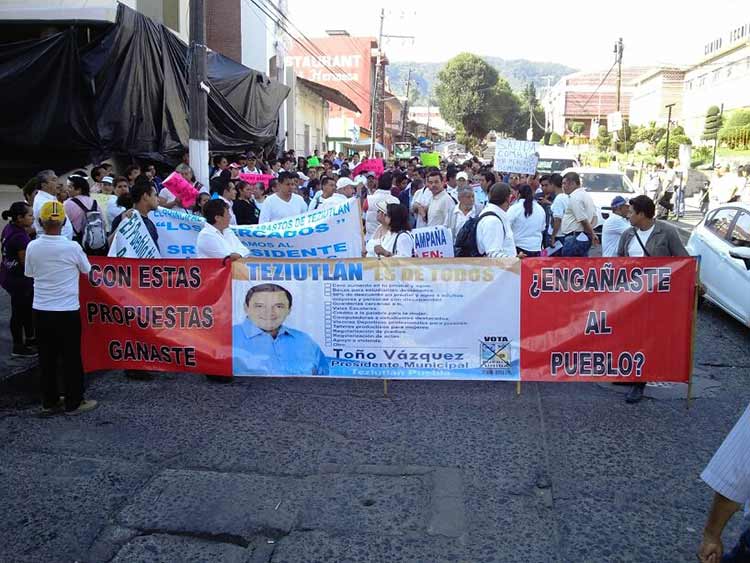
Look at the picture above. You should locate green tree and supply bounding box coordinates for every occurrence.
[569,121,585,136]
[702,105,723,141]
[595,125,612,151]
[655,134,692,160]
[548,132,563,145]
[511,83,545,140]
[616,122,635,153]
[435,53,521,141]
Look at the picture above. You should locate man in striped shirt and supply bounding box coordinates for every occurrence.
[698,404,750,562]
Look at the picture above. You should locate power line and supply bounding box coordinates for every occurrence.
[569,60,618,114]
[253,0,372,102]
[242,0,371,106]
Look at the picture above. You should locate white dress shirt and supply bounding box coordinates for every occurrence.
[561,187,597,235]
[196,223,249,258]
[507,200,546,252]
[411,187,433,229]
[444,204,478,240]
[107,195,126,226]
[258,193,308,223]
[476,203,516,258]
[427,190,455,227]
[309,193,347,211]
[701,403,750,508]
[33,190,74,240]
[601,213,631,257]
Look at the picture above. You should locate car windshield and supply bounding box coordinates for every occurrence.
[580,173,634,193]
[537,158,576,174]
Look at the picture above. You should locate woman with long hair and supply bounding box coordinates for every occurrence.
[365,202,415,258]
[507,184,546,256]
[1,202,36,357]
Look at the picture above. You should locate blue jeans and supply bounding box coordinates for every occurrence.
[560,233,592,257]
[723,526,750,563]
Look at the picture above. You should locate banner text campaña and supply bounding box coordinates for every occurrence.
[529,262,675,379]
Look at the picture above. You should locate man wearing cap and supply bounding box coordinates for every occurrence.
[336,177,358,201]
[309,176,346,211]
[33,170,74,240]
[25,201,96,416]
[600,196,631,257]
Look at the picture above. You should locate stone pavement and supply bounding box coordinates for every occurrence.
[0,292,749,562]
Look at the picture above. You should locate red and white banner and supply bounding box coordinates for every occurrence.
[520,257,697,383]
[79,258,233,376]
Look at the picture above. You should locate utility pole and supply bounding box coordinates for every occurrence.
[614,38,623,153]
[401,68,411,138]
[188,0,209,189]
[664,103,676,163]
[369,8,385,158]
[711,102,724,169]
[275,0,288,157]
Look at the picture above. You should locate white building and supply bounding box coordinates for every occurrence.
[407,106,454,136]
[682,25,750,143]
[629,67,686,127]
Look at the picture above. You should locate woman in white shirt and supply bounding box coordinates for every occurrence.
[196,199,249,260]
[506,184,546,256]
[365,201,415,258]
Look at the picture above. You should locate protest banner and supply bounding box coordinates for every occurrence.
[493,139,539,174]
[231,258,521,379]
[352,159,384,178]
[162,172,199,207]
[108,212,161,259]
[420,152,440,168]
[79,258,233,376]
[239,173,275,188]
[150,200,363,259]
[412,226,454,258]
[520,257,697,383]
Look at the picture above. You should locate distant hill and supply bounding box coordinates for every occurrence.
[387,57,577,102]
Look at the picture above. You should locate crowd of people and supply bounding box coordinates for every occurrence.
[0,147,698,415]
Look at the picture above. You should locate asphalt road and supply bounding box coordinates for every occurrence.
[0,239,748,562]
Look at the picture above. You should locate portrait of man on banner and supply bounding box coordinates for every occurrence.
[232,283,328,376]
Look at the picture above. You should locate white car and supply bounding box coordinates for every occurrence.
[561,167,638,226]
[686,202,750,327]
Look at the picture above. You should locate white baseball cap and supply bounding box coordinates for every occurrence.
[457,171,469,181]
[336,177,356,190]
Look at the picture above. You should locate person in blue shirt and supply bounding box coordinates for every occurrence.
[232,283,328,376]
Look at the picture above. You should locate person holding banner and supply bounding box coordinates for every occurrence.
[258,171,308,223]
[196,199,249,260]
[108,180,160,251]
[309,176,344,211]
[617,195,689,404]
[232,284,328,376]
[365,202,415,258]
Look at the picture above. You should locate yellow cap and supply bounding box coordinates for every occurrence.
[39,200,66,222]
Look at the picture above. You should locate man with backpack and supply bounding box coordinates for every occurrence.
[454,183,516,258]
[64,174,108,255]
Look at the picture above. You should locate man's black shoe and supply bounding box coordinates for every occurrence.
[625,384,645,404]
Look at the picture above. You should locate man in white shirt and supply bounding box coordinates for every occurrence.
[309,176,346,211]
[549,173,569,243]
[258,171,308,223]
[33,170,74,240]
[411,177,433,229]
[560,171,599,256]
[600,196,631,257]
[445,170,459,199]
[444,186,478,240]
[196,199,249,259]
[25,201,96,416]
[477,183,516,258]
[365,172,399,241]
[426,170,456,228]
[219,181,238,225]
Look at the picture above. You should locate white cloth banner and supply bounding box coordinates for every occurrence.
[108,212,160,259]
[493,139,540,175]
[150,203,454,259]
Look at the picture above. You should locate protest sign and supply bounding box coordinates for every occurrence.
[79,258,233,376]
[493,139,539,175]
[520,257,697,382]
[162,172,199,207]
[412,226,454,258]
[239,173,275,188]
[92,194,113,230]
[420,152,440,168]
[231,258,521,379]
[150,200,363,259]
[352,159,384,178]
[108,212,160,259]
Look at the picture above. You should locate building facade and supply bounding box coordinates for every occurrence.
[629,67,686,127]
[681,28,750,143]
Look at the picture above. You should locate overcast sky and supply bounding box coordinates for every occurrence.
[286,0,749,70]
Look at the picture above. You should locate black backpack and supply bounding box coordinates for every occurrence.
[454,212,504,257]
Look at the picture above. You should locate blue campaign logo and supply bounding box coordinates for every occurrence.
[479,336,511,370]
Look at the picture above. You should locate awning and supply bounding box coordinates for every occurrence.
[297,76,360,114]
[342,140,386,152]
[0,0,118,23]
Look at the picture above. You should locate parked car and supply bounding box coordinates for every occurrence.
[561,167,638,226]
[537,146,579,175]
[686,202,750,327]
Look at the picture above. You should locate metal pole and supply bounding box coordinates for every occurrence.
[275,0,288,157]
[370,8,385,158]
[711,103,724,169]
[188,0,208,189]
[664,103,675,163]
[615,38,623,112]
[401,68,411,138]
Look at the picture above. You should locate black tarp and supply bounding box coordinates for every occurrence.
[0,3,289,185]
